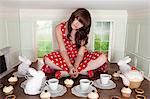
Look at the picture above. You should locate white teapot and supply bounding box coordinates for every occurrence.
[120,68,144,89]
[24,68,46,95]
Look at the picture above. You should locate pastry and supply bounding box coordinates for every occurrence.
[112,71,120,80]
[135,94,146,99]
[123,70,144,89]
[88,90,99,99]
[3,85,14,95]
[135,88,144,94]
[64,79,74,87]
[121,86,132,98]
[5,95,16,99]
[8,75,18,85]
[40,90,51,99]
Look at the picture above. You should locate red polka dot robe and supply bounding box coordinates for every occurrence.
[41,22,108,74]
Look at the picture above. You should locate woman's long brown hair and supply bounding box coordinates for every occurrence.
[67,8,91,49]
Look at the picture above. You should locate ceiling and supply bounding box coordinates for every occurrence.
[0,0,149,10]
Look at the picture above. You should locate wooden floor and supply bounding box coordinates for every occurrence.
[0,63,150,99]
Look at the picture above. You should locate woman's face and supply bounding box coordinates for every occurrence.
[71,18,84,30]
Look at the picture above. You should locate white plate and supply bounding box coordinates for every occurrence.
[20,80,45,91]
[93,79,116,89]
[71,85,97,97]
[21,81,67,97]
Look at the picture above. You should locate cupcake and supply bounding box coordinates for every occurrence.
[8,75,18,85]
[124,69,144,89]
[121,86,132,98]
[87,90,99,99]
[5,95,16,99]
[3,85,14,95]
[40,90,51,99]
[64,79,74,87]
[113,71,120,80]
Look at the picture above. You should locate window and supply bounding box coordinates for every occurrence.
[35,20,112,58]
[35,21,52,58]
[94,22,112,54]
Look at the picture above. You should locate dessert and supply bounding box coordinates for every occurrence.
[8,75,18,85]
[121,86,132,98]
[112,71,120,80]
[135,88,144,94]
[87,90,99,99]
[40,90,51,99]
[3,85,14,95]
[135,94,146,99]
[120,69,144,89]
[64,79,74,87]
[5,95,16,99]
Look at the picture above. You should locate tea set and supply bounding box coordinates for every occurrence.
[2,55,146,99]
[94,74,116,89]
[71,79,97,97]
[19,68,115,98]
[44,78,67,97]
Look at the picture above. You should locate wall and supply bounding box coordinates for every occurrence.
[19,9,127,62]
[19,9,72,61]
[125,9,150,79]
[90,10,127,62]
[0,6,21,70]
[0,6,8,49]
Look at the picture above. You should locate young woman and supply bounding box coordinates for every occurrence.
[41,8,108,79]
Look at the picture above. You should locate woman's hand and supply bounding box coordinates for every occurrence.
[68,66,79,78]
[72,67,79,78]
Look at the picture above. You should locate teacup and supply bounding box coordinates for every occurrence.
[100,74,112,85]
[80,79,93,91]
[45,78,59,90]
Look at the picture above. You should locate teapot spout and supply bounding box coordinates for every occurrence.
[120,74,130,86]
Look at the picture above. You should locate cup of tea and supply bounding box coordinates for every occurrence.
[79,79,93,91]
[45,78,59,90]
[100,74,112,85]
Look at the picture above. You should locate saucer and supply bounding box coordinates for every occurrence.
[99,79,112,86]
[93,79,116,89]
[20,80,45,93]
[48,84,67,97]
[49,84,64,93]
[71,85,97,97]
